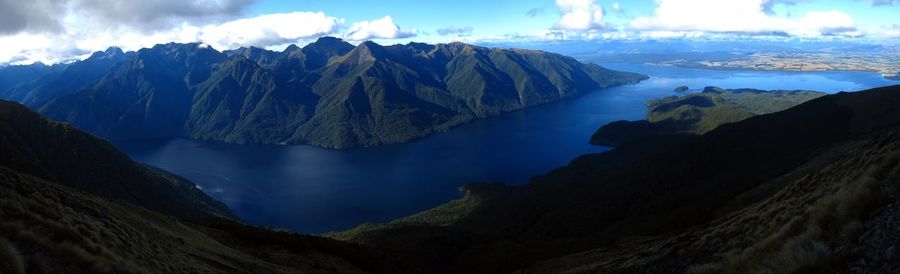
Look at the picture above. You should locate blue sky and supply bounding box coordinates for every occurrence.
[1,0,899,64]
[245,0,900,43]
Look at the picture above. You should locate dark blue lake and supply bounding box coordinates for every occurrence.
[116,64,896,233]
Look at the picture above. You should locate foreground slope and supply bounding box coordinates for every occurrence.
[0,100,414,273]
[339,85,900,273]
[0,100,230,219]
[37,38,646,148]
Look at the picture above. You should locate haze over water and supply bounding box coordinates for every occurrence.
[117,64,896,233]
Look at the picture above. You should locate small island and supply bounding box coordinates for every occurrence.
[674,85,689,92]
[591,86,826,146]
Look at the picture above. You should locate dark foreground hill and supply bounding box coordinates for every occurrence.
[9,38,646,149]
[337,85,900,273]
[0,100,411,273]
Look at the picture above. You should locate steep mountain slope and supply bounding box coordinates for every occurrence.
[591,87,825,146]
[338,85,900,273]
[41,43,225,140]
[38,38,646,148]
[0,99,416,273]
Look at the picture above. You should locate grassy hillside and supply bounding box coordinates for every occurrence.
[0,167,430,273]
[591,87,825,146]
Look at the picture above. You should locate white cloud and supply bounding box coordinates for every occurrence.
[198,12,344,49]
[0,10,421,65]
[0,0,255,35]
[887,25,900,38]
[629,0,860,37]
[554,0,606,31]
[345,16,417,41]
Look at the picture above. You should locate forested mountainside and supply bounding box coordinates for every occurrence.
[0,37,646,149]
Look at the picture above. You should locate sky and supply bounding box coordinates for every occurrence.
[1,0,899,65]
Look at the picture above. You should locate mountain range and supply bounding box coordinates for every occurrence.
[0,37,646,148]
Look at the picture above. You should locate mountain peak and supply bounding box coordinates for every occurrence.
[344,41,387,62]
[90,47,125,60]
[303,36,354,52]
[284,44,301,53]
[314,36,347,44]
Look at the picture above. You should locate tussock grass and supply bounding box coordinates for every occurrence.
[0,237,25,274]
[689,154,895,274]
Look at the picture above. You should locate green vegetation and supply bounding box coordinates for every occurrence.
[591,86,825,146]
[36,38,646,149]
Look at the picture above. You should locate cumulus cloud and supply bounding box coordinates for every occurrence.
[436,26,474,36]
[0,0,255,35]
[629,0,860,37]
[71,0,256,31]
[0,0,66,34]
[0,1,419,65]
[198,12,343,49]
[345,16,417,41]
[554,0,606,31]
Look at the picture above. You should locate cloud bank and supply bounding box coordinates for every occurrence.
[198,12,344,49]
[628,0,861,37]
[0,0,416,64]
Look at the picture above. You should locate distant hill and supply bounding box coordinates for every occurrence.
[591,87,825,146]
[28,37,645,149]
[335,85,900,273]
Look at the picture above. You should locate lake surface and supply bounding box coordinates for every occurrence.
[116,64,896,233]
